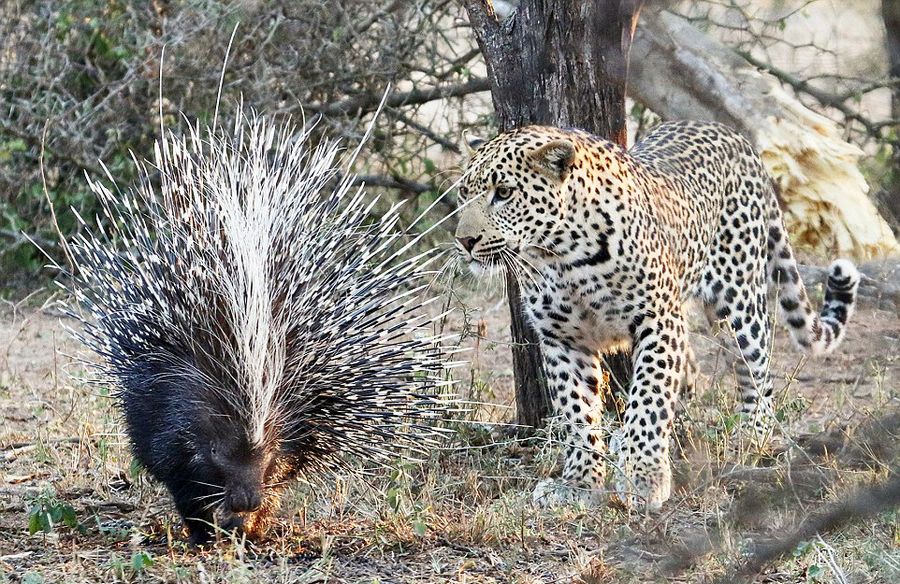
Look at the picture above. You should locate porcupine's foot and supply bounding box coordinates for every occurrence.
[217,511,246,534]
[179,503,245,545]
[184,517,216,546]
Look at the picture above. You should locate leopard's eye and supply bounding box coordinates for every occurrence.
[493,186,514,203]
[457,185,470,200]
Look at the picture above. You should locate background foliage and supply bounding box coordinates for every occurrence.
[0,0,897,284]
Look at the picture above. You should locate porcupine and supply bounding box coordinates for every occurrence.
[59,111,451,543]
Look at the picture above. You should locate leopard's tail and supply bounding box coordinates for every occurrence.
[765,197,860,356]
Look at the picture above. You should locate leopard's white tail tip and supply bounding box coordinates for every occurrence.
[766,193,861,357]
[775,257,860,357]
[818,258,861,351]
[827,259,860,290]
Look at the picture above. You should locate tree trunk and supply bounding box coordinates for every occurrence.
[882,0,900,225]
[463,0,643,428]
[885,0,900,120]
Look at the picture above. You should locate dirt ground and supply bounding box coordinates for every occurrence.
[1,283,899,583]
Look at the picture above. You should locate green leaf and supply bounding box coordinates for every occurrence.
[131,551,154,572]
[412,519,427,537]
[386,488,400,511]
[60,504,78,529]
[423,158,436,174]
[27,511,43,535]
[48,505,63,524]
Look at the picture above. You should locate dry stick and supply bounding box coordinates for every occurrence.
[305,77,490,116]
[352,174,432,194]
[39,121,75,275]
[384,107,462,153]
[3,437,83,462]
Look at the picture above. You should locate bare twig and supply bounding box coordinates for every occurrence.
[385,108,462,153]
[738,50,899,143]
[353,174,432,194]
[303,78,490,116]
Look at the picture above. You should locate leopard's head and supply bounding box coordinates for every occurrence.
[454,127,577,275]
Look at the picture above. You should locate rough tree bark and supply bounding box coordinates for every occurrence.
[463,0,643,428]
[882,0,900,224]
[886,0,900,120]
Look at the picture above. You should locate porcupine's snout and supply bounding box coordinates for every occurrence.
[216,453,283,541]
[225,481,263,514]
[219,444,269,516]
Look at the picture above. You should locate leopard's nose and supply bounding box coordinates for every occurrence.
[456,235,482,253]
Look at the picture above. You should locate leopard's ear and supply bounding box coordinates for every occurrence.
[463,131,487,156]
[528,140,576,180]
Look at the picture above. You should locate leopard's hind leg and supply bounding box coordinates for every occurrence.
[699,173,776,442]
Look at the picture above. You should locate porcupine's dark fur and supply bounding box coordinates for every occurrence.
[60,112,452,543]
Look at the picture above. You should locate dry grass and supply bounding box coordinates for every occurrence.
[1,281,899,583]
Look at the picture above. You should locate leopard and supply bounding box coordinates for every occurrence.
[453,121,861,511]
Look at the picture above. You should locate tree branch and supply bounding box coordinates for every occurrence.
[435,47,483,81]
[738,50,897,143]
[303,78,490,116]
[385,108,461,153]
[352,174,432,194]
[0,118,105,178]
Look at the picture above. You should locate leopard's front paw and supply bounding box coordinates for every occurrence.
[733,401,777,451]
[532,478,604,508]
[612,453,672,512]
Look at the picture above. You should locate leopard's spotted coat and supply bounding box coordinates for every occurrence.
[454,121,860,509]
